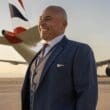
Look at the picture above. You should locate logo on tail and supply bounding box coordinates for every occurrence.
[2,0,30,43]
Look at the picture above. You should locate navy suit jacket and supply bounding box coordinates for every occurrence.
[21,36,98,110]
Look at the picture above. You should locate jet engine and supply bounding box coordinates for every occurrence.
[106,66,110,76]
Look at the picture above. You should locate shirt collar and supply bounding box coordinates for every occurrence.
[40,34,64,48]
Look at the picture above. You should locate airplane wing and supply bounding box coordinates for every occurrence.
[0,59,27,65]
[96,59,110,66]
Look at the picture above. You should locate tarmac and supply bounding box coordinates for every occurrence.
[0,77,109,110]
[97,77,110,110]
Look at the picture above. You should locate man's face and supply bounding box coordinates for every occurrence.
[38,9,67,41]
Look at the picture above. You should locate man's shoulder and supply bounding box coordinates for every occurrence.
[65,38,94,58]
[66,38,91,50]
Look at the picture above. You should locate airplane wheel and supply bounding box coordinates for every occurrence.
[106,67,110,77]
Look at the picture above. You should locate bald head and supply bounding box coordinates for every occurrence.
[44,5,68,21]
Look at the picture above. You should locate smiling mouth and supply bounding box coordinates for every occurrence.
[42,28,48,31]
[40,26,49,31]
[40,28,49,32]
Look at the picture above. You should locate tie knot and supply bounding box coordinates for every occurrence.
[40,43,49,56]
[42,43,48,50]
[43,43,48,48]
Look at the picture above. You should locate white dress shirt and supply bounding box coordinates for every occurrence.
[40,34,64,57]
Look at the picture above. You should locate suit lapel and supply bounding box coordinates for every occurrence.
[39,37,68,86]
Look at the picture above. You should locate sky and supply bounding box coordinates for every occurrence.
[0,0,110,77]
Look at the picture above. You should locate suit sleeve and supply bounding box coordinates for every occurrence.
[73,44,98,110]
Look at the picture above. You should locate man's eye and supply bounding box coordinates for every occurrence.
[40,17,52,22]
[44,18,52,21]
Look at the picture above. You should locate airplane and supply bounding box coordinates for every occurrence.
[0,0,41,63]
[0,0,110,77]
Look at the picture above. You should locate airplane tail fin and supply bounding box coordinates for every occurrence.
[2,0,30,43]
[9,0,30,34]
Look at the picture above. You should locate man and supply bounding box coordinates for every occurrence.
[21,5,98,110]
